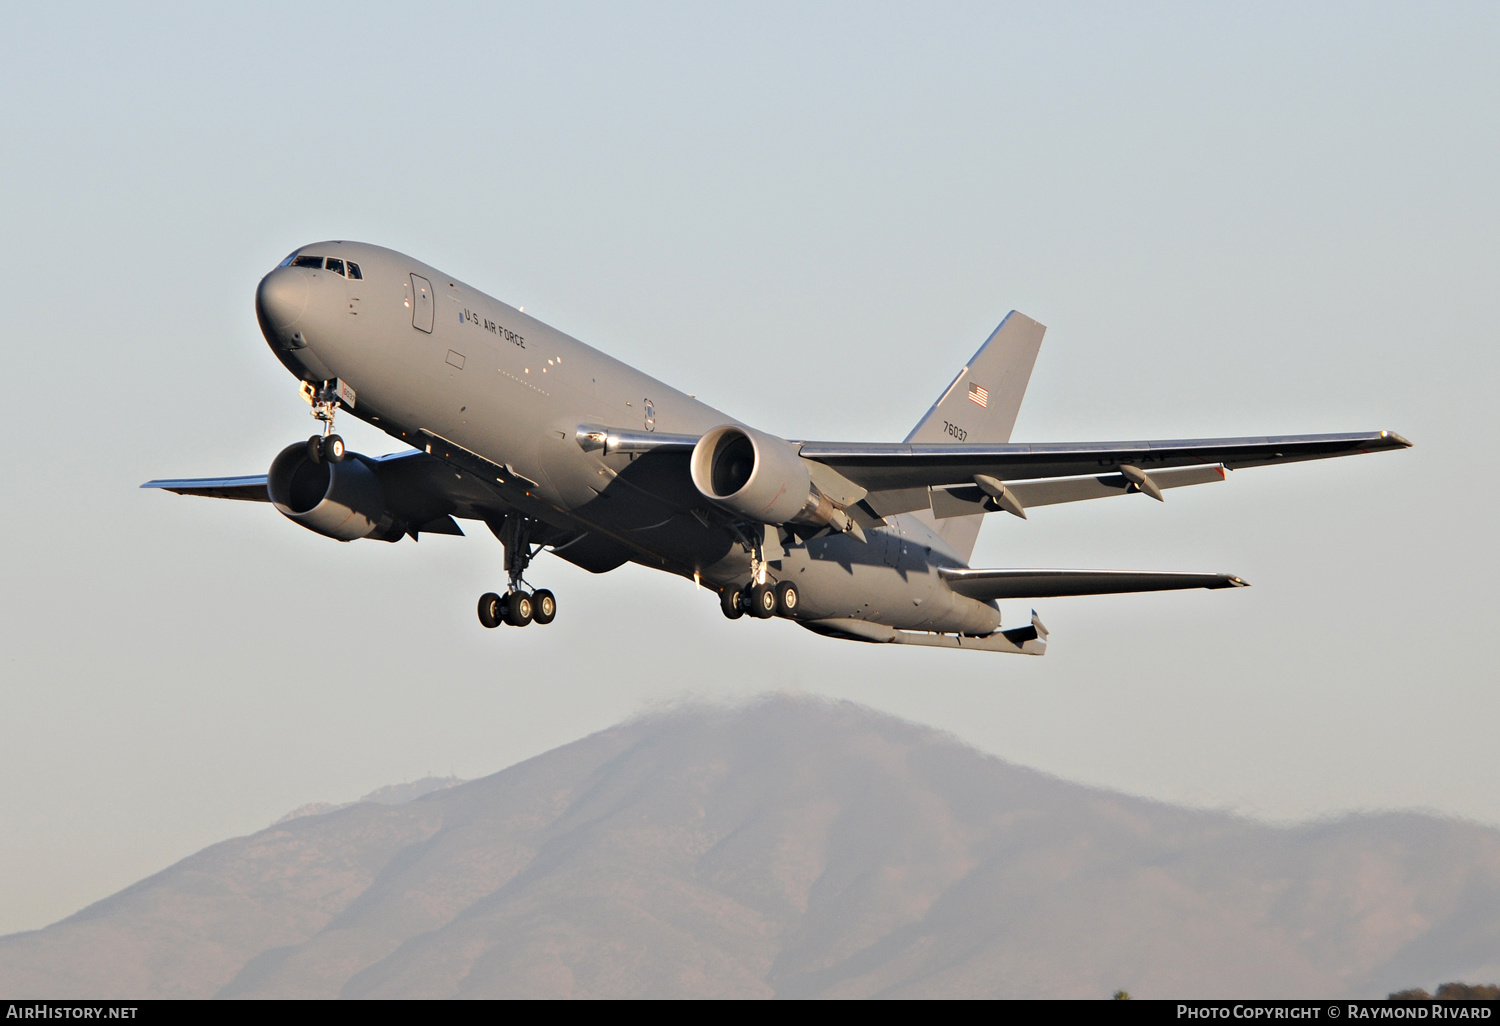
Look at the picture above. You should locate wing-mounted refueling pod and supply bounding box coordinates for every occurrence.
[688,425,868,540]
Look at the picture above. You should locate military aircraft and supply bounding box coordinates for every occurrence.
[144,242,1410,654]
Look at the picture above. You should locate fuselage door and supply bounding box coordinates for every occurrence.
[410,274,434,333]
[882,519,907,568]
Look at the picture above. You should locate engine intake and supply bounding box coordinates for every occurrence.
[267,443,405,542]
[690,425,853,532]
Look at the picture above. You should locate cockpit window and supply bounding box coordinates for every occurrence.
[285,254,361,278]
[278,251,298,268]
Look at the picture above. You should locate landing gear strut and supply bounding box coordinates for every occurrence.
[721,524,801,622]
[300,379,347,464]
[476,515,558,629]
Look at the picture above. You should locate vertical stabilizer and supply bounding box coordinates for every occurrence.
[905,311,1046,561]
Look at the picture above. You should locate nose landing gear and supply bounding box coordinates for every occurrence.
[305,433,345,464]
[299,379,351,464]
[476,516,558,630]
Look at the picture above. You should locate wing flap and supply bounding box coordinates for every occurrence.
[929,464,1227,518]
[939,566,1247,601]
[1010,464,1226,506]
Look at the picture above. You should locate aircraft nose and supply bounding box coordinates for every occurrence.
[256,268,309,332]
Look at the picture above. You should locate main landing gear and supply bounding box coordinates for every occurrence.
[718,527,800,622]
[477,515,558,630]
[720,580,799,621]
[478,589,556,628]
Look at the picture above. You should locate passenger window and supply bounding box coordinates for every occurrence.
[291,255,322,268]
[325,258,346,276]
[346,262,362,280]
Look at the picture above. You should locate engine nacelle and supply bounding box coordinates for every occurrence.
[267,443,405,542]
[690,425,842,528]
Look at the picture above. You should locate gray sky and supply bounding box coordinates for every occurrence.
[1,2,1495,936]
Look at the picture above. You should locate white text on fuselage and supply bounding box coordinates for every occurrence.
[461,309,525,348]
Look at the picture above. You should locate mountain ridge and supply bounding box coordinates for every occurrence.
[2,696,1497,998]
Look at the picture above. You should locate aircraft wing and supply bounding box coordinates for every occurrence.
[142,449,484,537]
[797,430,1410,518]
[938,567,1248,601]
[142,450,442,504]
[142,474,270,501]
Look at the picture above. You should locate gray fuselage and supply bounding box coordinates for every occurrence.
[254,241,1003,636]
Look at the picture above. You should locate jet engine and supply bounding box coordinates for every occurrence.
[689,425,858,533]
[267,442,406,542]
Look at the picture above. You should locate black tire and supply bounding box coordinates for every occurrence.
[720,587,744,620]
[749,582,777,619]
[775,580,800,617]
[532,589,557,625]
[305,435,323,464]
[325,434,346,463]
[477,592,502,629]
[504,590,534,627]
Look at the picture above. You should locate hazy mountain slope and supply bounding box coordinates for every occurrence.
[1,697,1496,999]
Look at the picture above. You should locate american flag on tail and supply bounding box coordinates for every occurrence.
[968,382,989,408]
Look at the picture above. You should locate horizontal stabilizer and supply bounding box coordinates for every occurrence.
[800,615,1047,656]
[939,567,1247,601]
